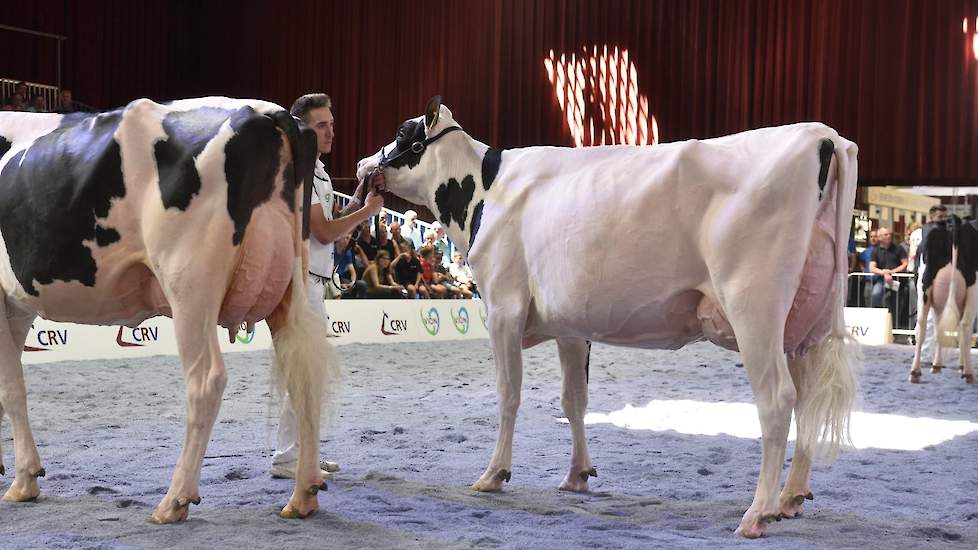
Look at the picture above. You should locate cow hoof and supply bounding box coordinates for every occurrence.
[963,373,976,384]
[471,470,510,492]
[279,504,316,519]
[779,493,809,519]
[931,365,944,374]
[735,516,768,539]
[1,486,39,503]
[909,371,922,383]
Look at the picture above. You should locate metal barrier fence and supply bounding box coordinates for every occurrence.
[847,272,917,337]
[1,78,59,110]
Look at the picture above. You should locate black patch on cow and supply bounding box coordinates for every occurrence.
[0,110,126,296]
[817,139,833,200]
[957,221,978,288]
[468,200,484,251]
[385,119,427,170]
[434,175,475,231]
[267,110,319,239]
[224,107,282,245]
[481,148,502,191]
[155,107,232,210]
[94,225,121,247]
[920,222,952,301]
[0,136,11,159]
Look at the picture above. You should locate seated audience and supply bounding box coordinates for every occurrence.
[362,250,406,298]
[419,245,447,298]
[449,251,478,297]
[331,233,366,299]
[433,249,468,298]
[392,241,427,298]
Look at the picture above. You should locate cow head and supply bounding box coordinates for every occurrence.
[358,97,493,253]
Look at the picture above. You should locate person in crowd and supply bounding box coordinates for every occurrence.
[392,241,427,298]
[376,217,397,259]
[434,249,469,298]
[402,210,423,248]
[25,94,47,113]
[355,219,379,261]
[5,93,26,111]
[449,251,477,298]
[418,245,447,298]
[14,81,28,102]
[389,220,410,255]
[272,92,384,481]
[363,250,406,298]
[904,222,923,318]
[331,233,367,299]
[869,227,909,312]
[857,229,878,307]
[56,88,79,113]
[425,222,451,266]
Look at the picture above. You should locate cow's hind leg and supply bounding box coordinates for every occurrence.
[556,338,595,492]
[472,309,526,492]
[150,306,228,524]
[909,293,929,383]
[0,299,43,502]
[729,313,796,538]
[779,356,815,518]
[957,285,978,384]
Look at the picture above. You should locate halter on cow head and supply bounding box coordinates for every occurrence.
[358,96,496,254]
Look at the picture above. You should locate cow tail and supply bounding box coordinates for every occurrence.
[794,135,861,465]
[938,242,961,347]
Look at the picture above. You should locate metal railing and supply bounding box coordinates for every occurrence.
[846,272,917,336]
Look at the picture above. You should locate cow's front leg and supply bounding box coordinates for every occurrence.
[151,309,227,524]
[0,305,43,503]
[556,338,594,492]
[472,314,525,493]
[735,337,796,538]
[910,294,929,383]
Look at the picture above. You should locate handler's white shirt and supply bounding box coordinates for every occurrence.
[309,159,334,278]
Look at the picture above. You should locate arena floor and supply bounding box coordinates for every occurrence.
[1,340,976,549]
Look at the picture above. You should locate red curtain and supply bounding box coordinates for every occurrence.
[4,0,978,187]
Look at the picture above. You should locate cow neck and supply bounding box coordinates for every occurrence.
[424,135,488,256]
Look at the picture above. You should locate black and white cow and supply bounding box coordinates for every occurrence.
[0,97,336,522]
[358,97,860,538]
[910,216,978,384]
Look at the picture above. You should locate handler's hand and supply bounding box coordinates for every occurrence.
[368,169,387,193]
[364,191,384,216]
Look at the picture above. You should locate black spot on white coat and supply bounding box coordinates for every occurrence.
[155,107,233,210]
[0,110,126,295]
[223,107,283,245]
[434,175,475,231]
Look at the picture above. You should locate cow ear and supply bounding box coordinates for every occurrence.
[424,95,442,130]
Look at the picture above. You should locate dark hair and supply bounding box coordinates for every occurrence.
[290,93,332,122]
[929,204,948,214]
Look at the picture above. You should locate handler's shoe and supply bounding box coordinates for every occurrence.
[272,460,340,480]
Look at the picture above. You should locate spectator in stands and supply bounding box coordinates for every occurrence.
[392,241,427,298]
[869,227,909,309]
[418,245,447,298]
[449,251,477,298]
[355,219,379,261]
[5,93,26,111]
[331,233,366,299]
[433,249,469,298]
[363,250,406,298]
[856,229,878,307]
[904,221,923,317]
[56,88,79,113]
[402,210,423,248]
[26,94,48,113]
[376,218,397,260]
[14,82,28,101]
[389,220,410,255]
[425,222,451,266]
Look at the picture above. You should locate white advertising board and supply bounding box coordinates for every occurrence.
[22,299,489,365]
[843,307,893,346]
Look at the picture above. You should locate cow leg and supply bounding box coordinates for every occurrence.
[732,320,796,538]
[779,357,814,518]
[556,338,594,492]
[958,285,978,384]
[472,311,526,492]
[909,292,929,383]
[0,299,43,503]
[150,307,228,524]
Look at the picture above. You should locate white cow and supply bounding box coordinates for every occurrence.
[358,97,860,538]
[0,98,343,522]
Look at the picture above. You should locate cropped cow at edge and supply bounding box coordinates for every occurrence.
[909,216,978,384]
[0,97,351,522]
[358,97,860,538]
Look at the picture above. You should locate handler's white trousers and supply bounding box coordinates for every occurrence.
[272,275,327,466]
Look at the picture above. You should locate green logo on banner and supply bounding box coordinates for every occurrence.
[451,307,470,334]
[236,322,256,344]
[420,307,440,336]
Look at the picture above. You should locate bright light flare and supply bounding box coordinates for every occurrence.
[545,46,659,147]
[559,399,978,452]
